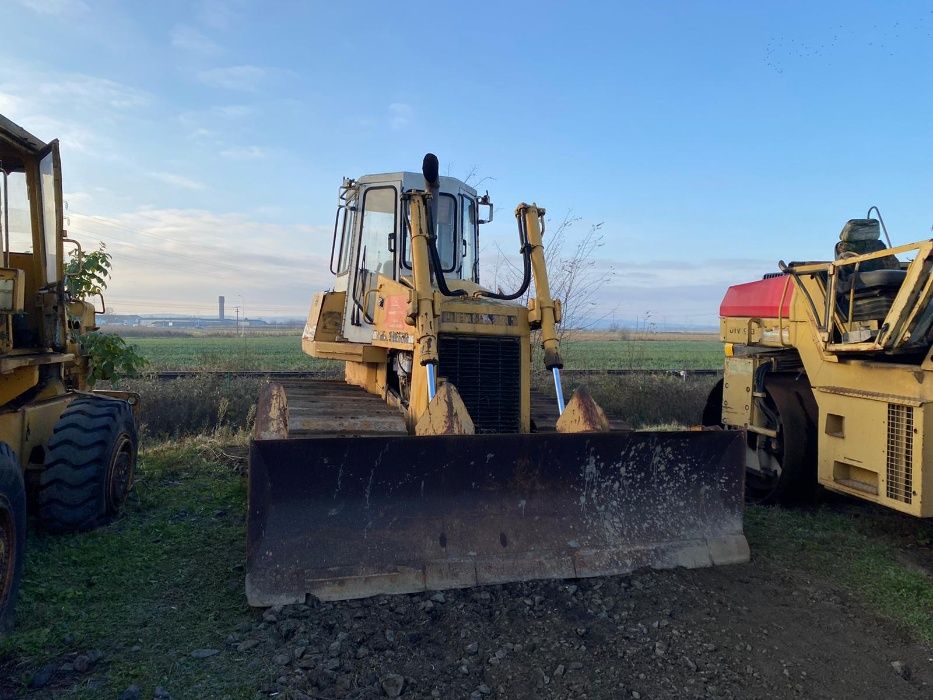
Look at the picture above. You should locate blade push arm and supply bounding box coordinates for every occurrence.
[517,203,566,413]
[404,192,439,395]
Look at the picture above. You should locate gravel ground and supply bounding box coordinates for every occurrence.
[228,559,931,700]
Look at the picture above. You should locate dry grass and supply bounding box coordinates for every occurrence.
[118,376,265,440]
[534,371,718,428]
[120,371,718,442]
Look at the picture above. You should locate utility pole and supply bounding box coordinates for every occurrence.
[234,306,240,336]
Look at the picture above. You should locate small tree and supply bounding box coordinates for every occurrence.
[66,243,148,386]
[491,210,617,341]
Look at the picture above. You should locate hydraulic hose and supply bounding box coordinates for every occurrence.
[423,200,466,298]
[475,210,532,301]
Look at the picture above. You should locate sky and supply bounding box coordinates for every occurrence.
[2,1,933,327]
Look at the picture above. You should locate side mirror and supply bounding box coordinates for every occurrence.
[478,191,494,224]
[387,231,396,252]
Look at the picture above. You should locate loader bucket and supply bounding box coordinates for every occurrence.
[246,430,747,605]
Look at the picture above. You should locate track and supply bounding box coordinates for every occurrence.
[151,368,722,380]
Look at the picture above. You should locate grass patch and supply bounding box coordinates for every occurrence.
[746,504,933,643]
[559,339,723,370]
[0,441,264,699]
[125,335,723,372]
[127,335,337,372]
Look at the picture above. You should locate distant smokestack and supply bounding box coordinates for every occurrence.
[219,295,225,321]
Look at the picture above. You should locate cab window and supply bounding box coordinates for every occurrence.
[39,150,60,284]
[402,193,457,273]
[2,171,33,253]
[461,195,478,282]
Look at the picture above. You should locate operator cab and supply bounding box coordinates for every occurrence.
[0,114,66,353]
[329,172,492,344]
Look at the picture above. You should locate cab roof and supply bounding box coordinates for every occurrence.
[356,171,478,197]
[0,113,49,172]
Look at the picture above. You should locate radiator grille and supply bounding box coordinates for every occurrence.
[886,403,913,504]
[437,334,521,434]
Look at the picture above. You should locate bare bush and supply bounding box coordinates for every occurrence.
[490,210,616,368]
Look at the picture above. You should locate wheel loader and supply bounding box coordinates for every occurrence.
[0,114,139,632]
[246,154,748,605]
[707,211,933,516]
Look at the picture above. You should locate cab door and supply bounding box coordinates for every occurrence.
[36,140,66,350]
[342,184,398,344]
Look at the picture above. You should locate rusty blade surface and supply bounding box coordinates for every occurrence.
[246,430,748,605]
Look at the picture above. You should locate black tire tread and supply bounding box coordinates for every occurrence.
[0,442,25,634]
[38,397,137,533]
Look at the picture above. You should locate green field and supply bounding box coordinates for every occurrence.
[126,334,724,372]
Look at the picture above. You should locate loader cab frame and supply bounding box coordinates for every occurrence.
[0,115,67,355]
[329,172,482,344]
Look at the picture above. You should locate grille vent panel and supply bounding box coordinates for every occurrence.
[437,334,521,434]
[886,403,913,504]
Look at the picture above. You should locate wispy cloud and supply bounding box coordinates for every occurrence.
[170,24,222,55]
[149,172,207,191]
[67,208,332,316]
[388,102,413,130]
[13,0,89,16]
[196,65,267,91]
[35,75,150,110]
[197,0,243,31]
[220,145,267,159]
[0,63,151,153]
[177,104,256,144]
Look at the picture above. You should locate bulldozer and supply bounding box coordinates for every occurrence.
[0,114,139,631]
[246,154,748,605]
[706,210,933,516]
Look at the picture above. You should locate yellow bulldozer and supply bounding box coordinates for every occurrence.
[247,154,749,605]
[707,211,933,516]
[0,115,139,631]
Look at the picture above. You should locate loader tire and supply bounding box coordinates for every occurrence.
[0,443,26,634]
[38,397,137,533]
[702,377,817,505]
[747,379,818,505]
[701,379,724,427]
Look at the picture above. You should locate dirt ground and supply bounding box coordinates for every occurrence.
[234,556,931,700]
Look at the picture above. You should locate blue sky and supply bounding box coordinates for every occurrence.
[3,1,933,325]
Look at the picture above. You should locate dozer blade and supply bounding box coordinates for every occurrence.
[246,430,748,605]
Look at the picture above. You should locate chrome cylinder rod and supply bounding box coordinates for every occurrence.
[553,367,565,415]
[426,363,437,401]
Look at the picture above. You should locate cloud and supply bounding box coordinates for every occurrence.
[215,104,253,118]
[170,24,222,55]
[220,145,267,159]
[197,65,266,91]
[149,172,208,191]
[67,208,332,316]
[177,104,257,146]
[388,102,413,130]
[12,0,89,16]
[0,64,151,153]
[35,75,150,110]
[197,0,243,31]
